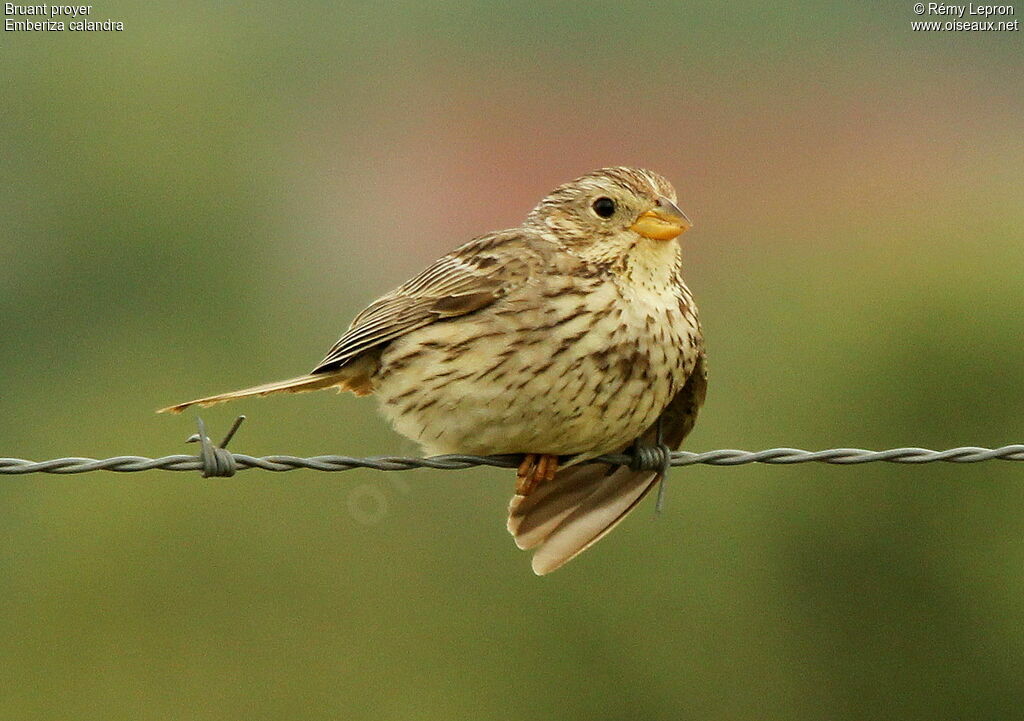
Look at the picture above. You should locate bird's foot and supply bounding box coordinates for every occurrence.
[515,453,560,496]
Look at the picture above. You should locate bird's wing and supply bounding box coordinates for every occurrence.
[508,352,708,575]
[312,230,542,374]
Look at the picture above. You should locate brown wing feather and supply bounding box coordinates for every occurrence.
[159,231,543,413]
[509,352,708,575]
[311,230,540,374]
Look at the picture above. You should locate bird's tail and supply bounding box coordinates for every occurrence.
[507,462,660,575]
[158,369,371,414]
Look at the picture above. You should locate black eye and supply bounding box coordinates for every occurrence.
[592,197,616,219]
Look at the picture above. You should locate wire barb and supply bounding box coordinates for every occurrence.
[625,416,673,514]
[653,417,671,514]
[185,416,246,478]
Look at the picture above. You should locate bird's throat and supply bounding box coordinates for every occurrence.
[620,238,680,290]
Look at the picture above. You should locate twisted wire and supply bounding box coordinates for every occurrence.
[3,445,1024,475]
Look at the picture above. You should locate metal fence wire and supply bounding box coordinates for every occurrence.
[2,416,1023,478]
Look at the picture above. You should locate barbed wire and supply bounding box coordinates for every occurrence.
[1,416,1022,478]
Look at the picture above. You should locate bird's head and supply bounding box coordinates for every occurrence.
[525,167,692,269]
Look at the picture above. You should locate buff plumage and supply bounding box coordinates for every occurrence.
[161,167,706,574]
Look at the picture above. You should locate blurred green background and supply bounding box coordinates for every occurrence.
[2,2,1023,719]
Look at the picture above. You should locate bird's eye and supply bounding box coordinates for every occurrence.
[591,197,616,219]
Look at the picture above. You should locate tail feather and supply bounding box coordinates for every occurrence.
[508,464,613,550]
[508,462,660,575]
[158,372,358,414]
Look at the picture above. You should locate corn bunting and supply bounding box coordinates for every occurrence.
[161,167,707,574]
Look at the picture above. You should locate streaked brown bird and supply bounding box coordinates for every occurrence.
[161,167,706,574]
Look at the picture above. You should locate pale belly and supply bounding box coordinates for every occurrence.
[373,281,701,456]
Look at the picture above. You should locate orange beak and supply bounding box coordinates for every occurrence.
[629,197,693,241]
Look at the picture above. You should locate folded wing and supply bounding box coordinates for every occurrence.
[311,230,539,374]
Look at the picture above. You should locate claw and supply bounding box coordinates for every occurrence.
[515,453,560,496]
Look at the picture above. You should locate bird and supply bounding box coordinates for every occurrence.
[160,167,707,574]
